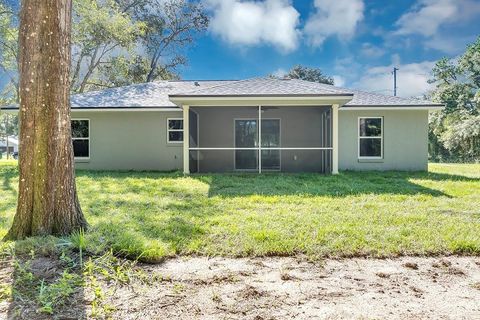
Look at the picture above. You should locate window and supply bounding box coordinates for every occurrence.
[234,119,281,171]
[72,119,89,159]
[358,117,383,159]
[167,118,183,143]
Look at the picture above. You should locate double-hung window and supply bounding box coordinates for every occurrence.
[358,117,383,159]
[167,118,183,143]
[72,119,90,159]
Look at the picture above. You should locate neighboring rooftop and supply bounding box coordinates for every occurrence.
[0,136,19,146]
[1,78,443,110]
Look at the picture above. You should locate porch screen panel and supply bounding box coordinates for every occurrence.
[190,150,242,173]
[261,119,280,171]
[189,106,332,173]
[280,150,332,173]
[189,110,199,173]
[235,119,258,170]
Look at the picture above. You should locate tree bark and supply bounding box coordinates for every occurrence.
[4,0,87,240]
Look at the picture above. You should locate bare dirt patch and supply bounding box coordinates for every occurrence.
[108,256,480,320]
[1,256,480,319]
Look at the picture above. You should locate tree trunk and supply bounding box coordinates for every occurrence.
[4,0,87,240]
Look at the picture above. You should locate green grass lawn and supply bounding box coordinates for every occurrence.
[1,160,479,261]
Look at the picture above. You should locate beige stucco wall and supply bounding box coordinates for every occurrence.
[338,109,429,171]
[72,110,183,171]
[71,108,429,172]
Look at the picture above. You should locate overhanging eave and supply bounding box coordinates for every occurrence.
[168,95,354,107]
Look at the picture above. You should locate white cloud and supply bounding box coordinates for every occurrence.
[360,43,385,58]
[332,75,346,87]
[272,68,288,78]
[204,0,300,52]
[353,59,436,98]
[395,0,480,37]
[334,56,362,79]
[304,0,364,47]
[425,34,477,54]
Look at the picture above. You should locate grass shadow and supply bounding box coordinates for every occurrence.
[190,170,470,198]
[0,164,18,194]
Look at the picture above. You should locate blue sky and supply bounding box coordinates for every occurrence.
[181,0,480,97]
[2,0,479,98]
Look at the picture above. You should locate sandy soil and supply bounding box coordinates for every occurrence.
[111,256,480,320]
[2,256,480,319]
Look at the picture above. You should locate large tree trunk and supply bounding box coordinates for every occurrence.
[5,0,87,240]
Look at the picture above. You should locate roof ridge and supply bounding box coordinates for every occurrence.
[171,77,267,95]
[165,79,239,82]
[286,78,351,94]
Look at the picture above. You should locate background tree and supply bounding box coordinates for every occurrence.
[0,112,17,139]
[72,0,208,90]
[5,0,87,239]
[276,65,334,85]
[428,37,480,162]
[0,1,18,102]
[71,0,145,93]
[0,1,19,155]
[0,0,209,96]
[129,0,208,82]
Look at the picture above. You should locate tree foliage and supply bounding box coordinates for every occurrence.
[279,65,334,85]
[70,0,208,91]
[428,37,480,162]
[0,1,18,103]
[126,0,209,82]
[71,0,146,93]
[0,0,208,96]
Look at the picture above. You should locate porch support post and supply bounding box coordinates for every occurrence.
[183,105,190,174]
[332,104,339,174]
[258,105,262,174]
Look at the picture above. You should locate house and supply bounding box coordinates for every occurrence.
[0,136,19,154]
[1,78,444,173]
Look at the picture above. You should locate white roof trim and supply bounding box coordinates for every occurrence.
[340,105,444,111]
[70,107,182,112]
[169,95,354,107]
[2,107,182,113]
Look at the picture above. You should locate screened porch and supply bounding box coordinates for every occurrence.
[185,106,334,174]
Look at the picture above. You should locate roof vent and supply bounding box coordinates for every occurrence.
[194,81,200,86]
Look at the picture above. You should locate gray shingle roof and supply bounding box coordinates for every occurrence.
[70,80,233,108]
[344,88,441,106]
[1,78,442,110]
[170,78,353,97]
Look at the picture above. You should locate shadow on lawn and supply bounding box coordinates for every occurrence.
[72,169,480,199]
[194,171,479,198]
[0,166,17,194]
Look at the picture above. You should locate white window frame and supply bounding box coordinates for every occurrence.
[72,118,90,160]
[167,118,184,144]
[358,116,383,160]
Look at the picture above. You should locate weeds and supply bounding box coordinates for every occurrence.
[70,228,87,267]
[37,270,83,314]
